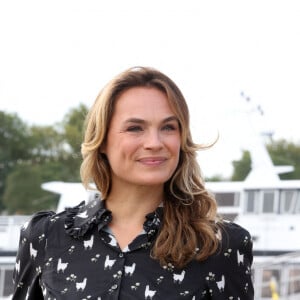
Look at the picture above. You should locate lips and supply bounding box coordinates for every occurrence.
[138,157,167,166]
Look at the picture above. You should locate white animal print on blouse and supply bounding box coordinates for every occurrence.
[237,249,244,265]
[216,275,225,292]
[84,235,94,250]
[145,285,156,299]
[125,263,136,276]
[77,210,88,219]
[15,259,20,274]
[173,270,185,284]
[76,277,87,291]
[108,234,118,247]
[29,243,37,259]
[57,258,69,273]
[104,255,116,270]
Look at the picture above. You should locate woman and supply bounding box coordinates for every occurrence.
[13,67,254,299]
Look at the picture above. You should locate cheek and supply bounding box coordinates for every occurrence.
[170,137,181,155]
[174,140,182,164]
[108,139,140,160]
[167,139,181,170]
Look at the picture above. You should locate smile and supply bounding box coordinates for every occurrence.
[138,157,167,166]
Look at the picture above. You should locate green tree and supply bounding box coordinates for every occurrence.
[3,164,58,214]
[2,104,88,214]
[63,103,88,153]
[0,112,31,210]
[267,139,300,179]
[231,139,300,181]
[29,125,65,158]
[231,150,251,181]
[61,103,88,181]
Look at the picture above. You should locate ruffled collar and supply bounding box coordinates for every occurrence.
[65,198,163,239]
[65,199,112,239]
[144,207,163,238]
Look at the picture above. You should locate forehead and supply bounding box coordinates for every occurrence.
[113,87,176,118]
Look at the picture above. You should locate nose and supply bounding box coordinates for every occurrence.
[144,130,163,150]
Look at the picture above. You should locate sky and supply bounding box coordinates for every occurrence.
[1,0,299,177]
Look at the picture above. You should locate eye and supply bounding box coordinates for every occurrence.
[126,126,143,132]
[162,124,177,131]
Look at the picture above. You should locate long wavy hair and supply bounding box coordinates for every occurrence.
[80,66,221,268]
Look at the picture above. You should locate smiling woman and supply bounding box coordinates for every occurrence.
[12,67,254,299]
[103,87,181,190]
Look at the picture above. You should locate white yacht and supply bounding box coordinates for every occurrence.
[205,143,300,299]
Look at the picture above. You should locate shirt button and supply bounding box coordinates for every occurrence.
[111,284,118,290]
[119,252,124,258]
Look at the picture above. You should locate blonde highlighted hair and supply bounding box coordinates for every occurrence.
[81,66,220,268]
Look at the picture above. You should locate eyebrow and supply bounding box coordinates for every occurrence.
[123,116,179,125]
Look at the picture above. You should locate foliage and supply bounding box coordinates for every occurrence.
[61,103,88,182]
[29,125,65,158]
[3,165,59,214]
[0,112,31,210]
[0,104,87,214]
[267,139,300,179]
[230,140,300,181]
[0,112,31,160]
[205,174,228,182]
[63,104,88,153]
[231,151,251,181]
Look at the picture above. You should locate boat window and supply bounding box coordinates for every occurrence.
[262,190,277,213]
[280,190,297,214]
[245,190,258,213]
[214,192,239,207]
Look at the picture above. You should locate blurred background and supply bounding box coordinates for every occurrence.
[1,1,300,299]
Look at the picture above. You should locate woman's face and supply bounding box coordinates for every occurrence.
[103,86,181,189]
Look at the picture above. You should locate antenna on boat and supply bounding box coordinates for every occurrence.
[240,92,293,185]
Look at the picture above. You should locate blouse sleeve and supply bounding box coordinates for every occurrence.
[209,222,254,299]
[12,211,55,300]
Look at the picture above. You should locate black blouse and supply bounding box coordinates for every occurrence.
[12,199,254,299]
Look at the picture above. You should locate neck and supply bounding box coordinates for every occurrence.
[105,183,164,250]
[106,184,163,222]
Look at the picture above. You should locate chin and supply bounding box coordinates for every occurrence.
[137,175,173,186]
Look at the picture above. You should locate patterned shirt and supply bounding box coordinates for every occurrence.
[12,198,254,299]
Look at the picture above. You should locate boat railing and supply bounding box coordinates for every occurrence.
[253,251,300,300]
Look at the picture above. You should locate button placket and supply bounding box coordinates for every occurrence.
[108,252,125,297]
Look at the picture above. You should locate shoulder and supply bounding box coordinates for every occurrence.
[21,210,56,242]
[21,199,112,241]
[219,221,252,250]
[202,221,254,298]
[214,220,253,266]
[15,210,57,268]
